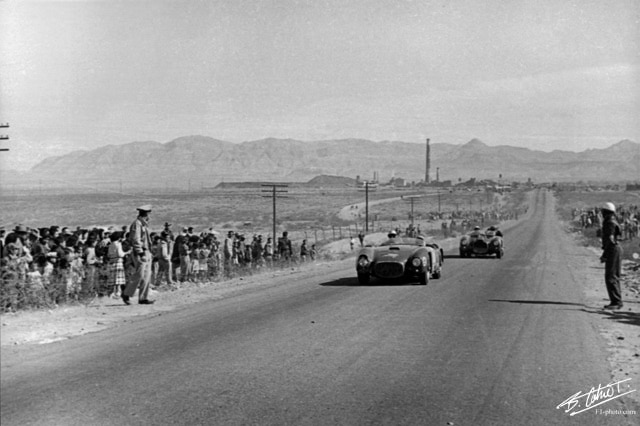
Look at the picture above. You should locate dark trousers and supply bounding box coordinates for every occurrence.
[604,245,623,305]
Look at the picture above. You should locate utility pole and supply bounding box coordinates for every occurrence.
[0,123,9,152]
[404,195,422,226]
[365,181,369,232]
[261,183,289,242]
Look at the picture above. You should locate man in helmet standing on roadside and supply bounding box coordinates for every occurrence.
[600,202,623,310]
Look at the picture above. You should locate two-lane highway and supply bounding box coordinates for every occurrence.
[2,189,638,425]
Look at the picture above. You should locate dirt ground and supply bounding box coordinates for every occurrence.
[2,230,639,405]
[570,236,640,397]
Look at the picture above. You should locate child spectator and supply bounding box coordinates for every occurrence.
[154,232,174,287]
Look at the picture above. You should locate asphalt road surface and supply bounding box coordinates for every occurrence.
[2,189,639,425]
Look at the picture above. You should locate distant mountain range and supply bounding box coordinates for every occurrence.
[4,137,639,189]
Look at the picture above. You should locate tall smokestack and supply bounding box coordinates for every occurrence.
[425,138,430,183]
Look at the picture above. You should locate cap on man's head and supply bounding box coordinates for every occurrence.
[602,202,616,213]
[14,224,28,233]
[164,222,172,227]
[137,204,152,213]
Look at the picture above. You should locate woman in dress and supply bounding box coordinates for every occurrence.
[107,232,128,298]
[198,241,210,281]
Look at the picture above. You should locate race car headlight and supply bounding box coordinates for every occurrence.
[491,240,500,245]
[411,257,422,267]
[358,256,370,267]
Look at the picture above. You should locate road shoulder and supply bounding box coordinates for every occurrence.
[562,227,640,406]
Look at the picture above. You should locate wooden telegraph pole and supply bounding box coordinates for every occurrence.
[404,195,422,227]
[365,181,369,232]
[261,183,289,243]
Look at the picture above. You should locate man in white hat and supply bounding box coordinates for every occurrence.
[600,202,623,310]
[123,205,154,305]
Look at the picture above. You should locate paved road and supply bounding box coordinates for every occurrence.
[2,189,638,425]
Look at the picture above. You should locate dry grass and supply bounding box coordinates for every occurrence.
[0,187,523,233]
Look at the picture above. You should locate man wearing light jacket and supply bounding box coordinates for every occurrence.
[600,202,623,310]
[123,205,154,305]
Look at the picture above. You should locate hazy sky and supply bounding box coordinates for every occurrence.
[1,0,638,170]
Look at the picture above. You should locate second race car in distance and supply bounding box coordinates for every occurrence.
[459,225,504,258]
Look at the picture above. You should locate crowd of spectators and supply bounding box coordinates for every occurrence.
[574,204,639,240]
[0,223,317,312]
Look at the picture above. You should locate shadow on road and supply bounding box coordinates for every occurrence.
[489,299,585,307]
[588,309,640,327]
[445,254,500,260]
[320,277,421,287]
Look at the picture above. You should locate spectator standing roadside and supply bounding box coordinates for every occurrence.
[122,205,154,305]
[171,228,187,282]
[190,238,201,281]
[155,232,174,287]
[599,202,623,310]
[278,231,293,260]
[263,237,273,265]
[251,235,263,267]
[178,235,191,283]
[224,231,235,275]
[198,241,210,281]
[300,239,309,261]
[107,232,127,298]
[54,237,70,301]
[3,225,28,258]
[150,234,160,286]
[164,222,175,279]
[83,238,98,295]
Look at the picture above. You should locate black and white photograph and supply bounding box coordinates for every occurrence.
[1,0,639,424]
